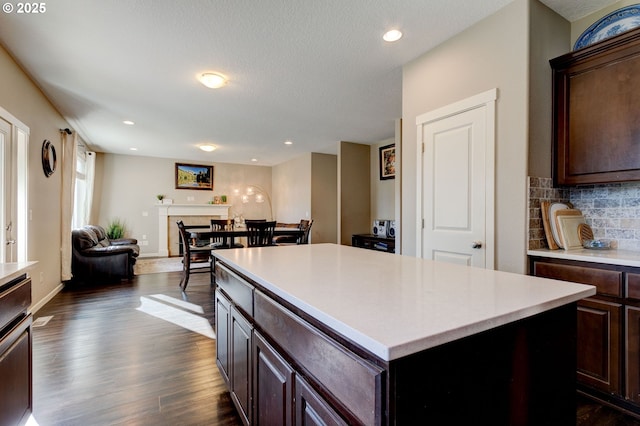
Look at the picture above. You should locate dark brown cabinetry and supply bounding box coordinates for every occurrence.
[0,274,32,426]
[551,27,640,185]
[351,234,395,253]
[215,262,365,425]
[530,256,640,414]
[215,290,253,425]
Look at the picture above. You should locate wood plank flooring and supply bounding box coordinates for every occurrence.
[29,268,640,425]
[31,271,241,426]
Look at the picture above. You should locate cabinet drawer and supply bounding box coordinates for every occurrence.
[626,273,640,300]
[533,261,621,297]
[254,290,383,426]
[0,276,31,331]
[215,263,254,316]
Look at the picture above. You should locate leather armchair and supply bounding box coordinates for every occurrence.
[71,225,139,283]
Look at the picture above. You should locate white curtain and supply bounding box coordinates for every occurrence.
[60,132,77,281]
[71,149,95,229]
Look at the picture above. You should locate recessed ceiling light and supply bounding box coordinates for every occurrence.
[284,140,293,145]
[251,158,258,162]
[383,29,403,42]
[129,147,138,151]
[123,120,135,125]
[199,144,217,152]
[198,72,227,89]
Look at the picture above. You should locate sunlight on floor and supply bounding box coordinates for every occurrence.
[136,295,215,339]
[150,293,205,314]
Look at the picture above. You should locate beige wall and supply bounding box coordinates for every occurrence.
[528,1,570,178]
[0,43,72,309]
[370,138,395,224]
[311,153,338,243]
[272,153,312,223]
[339,141,370,245]
[94,153,272,256]
[402,0,529,273]
[272,152,338,243]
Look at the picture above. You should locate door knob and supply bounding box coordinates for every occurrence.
[471,241,482,249]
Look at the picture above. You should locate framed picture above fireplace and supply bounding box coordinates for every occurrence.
[175,162,214,190]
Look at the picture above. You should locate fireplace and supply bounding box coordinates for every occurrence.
[158,204,230,257]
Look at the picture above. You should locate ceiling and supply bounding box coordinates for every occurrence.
[0,0,618,166]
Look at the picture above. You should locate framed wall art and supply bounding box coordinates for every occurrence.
[379,144,395,180]
[175,163,214,190]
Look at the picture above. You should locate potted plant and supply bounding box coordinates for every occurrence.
[156,194,165,204]
[106,218,126,239]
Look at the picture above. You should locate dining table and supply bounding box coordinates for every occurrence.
[188,225,304,248]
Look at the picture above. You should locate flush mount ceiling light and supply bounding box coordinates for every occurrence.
[123,120,135,125]
[383,29,403,42]
[199,144,217,152]
[198,72,227,89]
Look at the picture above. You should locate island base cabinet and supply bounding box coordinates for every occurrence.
[389,303,577,425]
[577,298,621,395]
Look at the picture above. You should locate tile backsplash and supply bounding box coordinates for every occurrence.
[528,177,640,252]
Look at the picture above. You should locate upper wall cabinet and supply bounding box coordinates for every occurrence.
[551,27,640,186]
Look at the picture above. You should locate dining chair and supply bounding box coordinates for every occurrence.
[176,220,213,291]
[273,219,313,245]
[210,218,244,249]
[246,220,276,247]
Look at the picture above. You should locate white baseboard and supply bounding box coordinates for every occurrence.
[30,282,64,315]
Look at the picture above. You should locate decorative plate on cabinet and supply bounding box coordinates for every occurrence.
[574,5,640,50]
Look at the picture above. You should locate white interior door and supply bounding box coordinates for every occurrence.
[0,117,10,262]
[0,107,29,263]
[416,89,496,268]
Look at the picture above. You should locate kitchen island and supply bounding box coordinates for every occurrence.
[213,244,595,425]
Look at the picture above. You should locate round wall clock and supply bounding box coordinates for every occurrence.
[42,139,57,177]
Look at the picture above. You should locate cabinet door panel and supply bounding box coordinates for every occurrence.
[215,290,231,386]
[577,298,621,395]
[551,29,640,185]
[0,314,32,426]
[296,375,347,426]
[253,331,293,426]
[231,306,253,425]
[627,306,640,403]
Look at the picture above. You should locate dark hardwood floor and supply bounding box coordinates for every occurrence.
[29,269,640,425]
[31,271,242,426]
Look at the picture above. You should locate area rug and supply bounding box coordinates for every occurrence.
[134,257,183,275]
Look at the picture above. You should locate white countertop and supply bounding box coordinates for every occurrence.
[528,248,640,267]
[214,244,595,361]
[0,261,37,284]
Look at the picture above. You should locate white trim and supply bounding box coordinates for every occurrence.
[415,88,497,269]
[157,204,230,257]
[416,88,498,125]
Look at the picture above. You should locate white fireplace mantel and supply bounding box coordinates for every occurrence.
[158,204,230,257]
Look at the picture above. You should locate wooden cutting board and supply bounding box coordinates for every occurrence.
[578,223,594,245]
[557,214,586,250]
[540,201,558,249]
[551,209,582,248]
[541,201,572,249]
